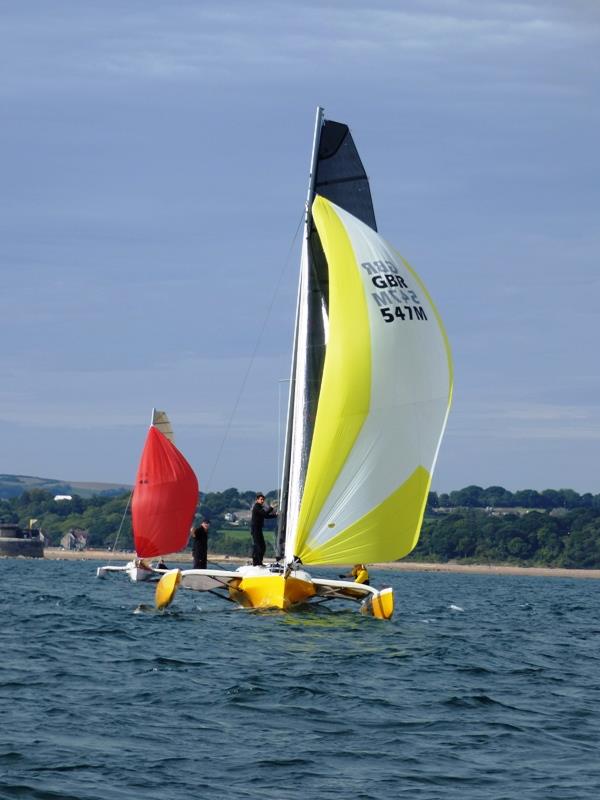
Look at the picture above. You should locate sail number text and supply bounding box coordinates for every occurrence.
[360,260,427,323]
[379,305,427,323]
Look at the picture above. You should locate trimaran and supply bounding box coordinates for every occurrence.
[155,107,453,619]
[97,409,198,582]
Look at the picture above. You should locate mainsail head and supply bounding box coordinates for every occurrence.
[151,408,175,443]
[132,424,198,559]
[314,118,377,231]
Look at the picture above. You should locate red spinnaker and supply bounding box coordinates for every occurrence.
[131,426,199,559]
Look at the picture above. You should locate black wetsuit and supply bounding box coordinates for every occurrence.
[250,502,277,566]
[192,524,208,569]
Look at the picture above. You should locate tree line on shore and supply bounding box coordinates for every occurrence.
[428,485,600,510]
[1,485,599,568]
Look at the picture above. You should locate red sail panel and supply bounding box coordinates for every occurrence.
[131,426,199,559]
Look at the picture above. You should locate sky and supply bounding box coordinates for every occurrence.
[1,1,599,494]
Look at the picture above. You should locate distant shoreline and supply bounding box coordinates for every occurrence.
[42,548,600,579]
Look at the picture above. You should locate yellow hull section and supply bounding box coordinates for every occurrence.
[229,574,316,611]
[359,586,394,620]
[154,567,394,619]
[155,568,181,610]
[371,587,394,620]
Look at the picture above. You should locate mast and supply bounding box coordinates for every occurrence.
[305,107,325,229]
[276,106,324,559]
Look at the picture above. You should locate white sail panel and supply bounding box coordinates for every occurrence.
[290,196,453,565]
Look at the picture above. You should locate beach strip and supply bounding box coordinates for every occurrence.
[42,548,600,580]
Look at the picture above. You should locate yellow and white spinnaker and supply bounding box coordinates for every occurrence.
[287,195,453,567]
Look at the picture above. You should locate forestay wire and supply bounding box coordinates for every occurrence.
[204,211,304,493]
[109,491,133,559]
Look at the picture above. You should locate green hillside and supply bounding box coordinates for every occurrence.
[0,474,130,500]
[1,482,599,568]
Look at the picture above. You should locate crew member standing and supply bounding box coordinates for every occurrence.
[250,493,277,566]
[190,519,210,569]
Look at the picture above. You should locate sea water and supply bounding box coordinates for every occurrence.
[1,558,599,800]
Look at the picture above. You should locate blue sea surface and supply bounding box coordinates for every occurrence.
[1,558,599,800]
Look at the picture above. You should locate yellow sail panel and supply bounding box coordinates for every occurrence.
[292,195,372,558]
[293,197,452,566]
[298,466,429,564]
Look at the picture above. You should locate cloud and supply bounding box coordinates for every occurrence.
[1,1,594,96]
[94,4,588,84]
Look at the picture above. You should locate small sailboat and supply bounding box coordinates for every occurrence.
[97,409,199,582]
[156,107,453,618]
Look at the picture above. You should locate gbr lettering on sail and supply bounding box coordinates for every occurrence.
[361,259,428,324]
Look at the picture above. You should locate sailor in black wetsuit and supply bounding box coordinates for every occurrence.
[250,493,277,566]
[190,519,210,569]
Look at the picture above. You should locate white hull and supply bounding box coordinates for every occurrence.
[96,560,162,582]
